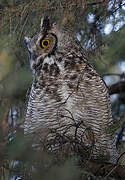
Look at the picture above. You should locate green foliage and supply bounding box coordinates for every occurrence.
[105,26,125,62]
[0,36,32,102]
[0,37,16,81]
[1,67,31,99]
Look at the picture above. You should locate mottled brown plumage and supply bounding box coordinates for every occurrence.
[24,16,118,163]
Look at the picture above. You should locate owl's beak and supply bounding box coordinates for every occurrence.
[23,37,31,47]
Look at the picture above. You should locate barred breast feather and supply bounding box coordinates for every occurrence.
[24,59,118,163]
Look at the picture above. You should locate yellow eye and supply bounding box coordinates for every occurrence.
[40,39,50,48]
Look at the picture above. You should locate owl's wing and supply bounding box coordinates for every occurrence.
[77,63,118,161]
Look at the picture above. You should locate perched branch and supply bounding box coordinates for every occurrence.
[103,72,125,78]
[103,73,125,95]
[109,81,125,95]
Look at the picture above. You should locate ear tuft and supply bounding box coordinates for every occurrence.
[40,16,51,32]
[40,17,44,28]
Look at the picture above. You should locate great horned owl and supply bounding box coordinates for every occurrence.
[24,16,118,163]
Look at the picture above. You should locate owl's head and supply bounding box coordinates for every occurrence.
[24,16,73,74]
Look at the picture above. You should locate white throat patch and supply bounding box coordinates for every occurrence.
[43,56,55,65]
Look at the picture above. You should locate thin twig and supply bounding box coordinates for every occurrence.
[19,13,29,41]
[9,11,12,37]
[104,165,118,179]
